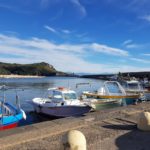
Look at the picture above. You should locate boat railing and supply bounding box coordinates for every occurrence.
[76,82,91,88]
[103,81,126,96]
[0,85,25,118]
[125,81,146,94]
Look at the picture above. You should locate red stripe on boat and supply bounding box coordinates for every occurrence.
[0,122,18,131]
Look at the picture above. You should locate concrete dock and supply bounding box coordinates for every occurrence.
[1,102,150,150]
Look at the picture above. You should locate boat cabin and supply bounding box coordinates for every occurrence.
[124,81,144,91]
[48,87,78,102]
[0,102,14,117]
[97,81,126,96]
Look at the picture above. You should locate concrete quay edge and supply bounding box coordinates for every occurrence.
[0,102,150,149]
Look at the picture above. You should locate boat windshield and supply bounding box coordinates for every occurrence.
[127,83,140,90]
[106,82,122,94]
[64,93,77,100]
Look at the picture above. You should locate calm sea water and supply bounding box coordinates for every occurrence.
[0,77,103,126]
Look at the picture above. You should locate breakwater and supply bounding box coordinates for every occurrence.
[81,71,150,80]
[1,102,150,150]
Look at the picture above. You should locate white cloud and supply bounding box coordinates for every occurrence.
[122,40,133,46]
[61,29,71,34]
[44,25,57,33]
[122,39,143,49]
[70,0,87,17]
[91,43,129,56]
[130,57,150,63]
[44,26,72,36]
[125,44,139,49]
[0,34,136,73]
[140,15,150,22]
[142,53,150,56]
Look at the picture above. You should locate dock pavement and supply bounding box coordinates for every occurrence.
[1,102,150,150]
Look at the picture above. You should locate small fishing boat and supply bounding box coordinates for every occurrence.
[123,80,150,101]
[30,87,92,117]
[82,81,140,108]
[0,85,26,131]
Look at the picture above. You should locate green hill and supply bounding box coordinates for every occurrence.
[0,62,58,76]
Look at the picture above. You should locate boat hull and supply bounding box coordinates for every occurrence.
[33,105,91,117]
[0,122,18,131]
[144,92,150,101]
[121,98,137,105]
[0,103,25,131]
[83,93,139,99]
[92,100,122,110]
[125,90,150,101]
[83,93,139,105]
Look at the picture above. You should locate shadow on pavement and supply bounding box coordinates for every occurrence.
[103,124,150,150]
[102,124,137,130]
[116,130,150,150]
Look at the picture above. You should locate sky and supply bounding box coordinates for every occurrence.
[0,0,150,73]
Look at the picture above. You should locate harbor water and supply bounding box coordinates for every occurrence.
[0,77,103,126]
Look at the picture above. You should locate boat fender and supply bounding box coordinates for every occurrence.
[21,109,26,120]
[61,102,64,106]
[90,104,96,110]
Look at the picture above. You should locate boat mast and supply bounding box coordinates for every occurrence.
[16,92,20,109]
[0,101,3,126]
[15,88,21,109]
[0,85,5,126]
[3,85,6,103]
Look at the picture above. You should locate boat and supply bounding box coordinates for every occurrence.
[82,81,140,108]
[123,80,150,101]
[0,85,26,131]
[29,87,92,117]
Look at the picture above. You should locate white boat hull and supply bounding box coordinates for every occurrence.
[32,103,91,117]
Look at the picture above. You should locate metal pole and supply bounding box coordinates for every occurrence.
[3,85,6,103]
[16,94,20,109]
[0,100,3,126]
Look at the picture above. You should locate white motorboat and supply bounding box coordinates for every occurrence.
[82,81,140,108]
[123,80,150,101]
[30,87,92,117]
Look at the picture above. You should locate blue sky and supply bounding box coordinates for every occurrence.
[0,0,150,73]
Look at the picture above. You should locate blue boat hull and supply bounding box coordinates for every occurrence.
[0,103,24,131]
[121,98,137,106]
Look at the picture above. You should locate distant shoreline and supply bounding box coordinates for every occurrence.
[0,74,45,78]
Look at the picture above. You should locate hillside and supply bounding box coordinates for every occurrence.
[0,62,58,76]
